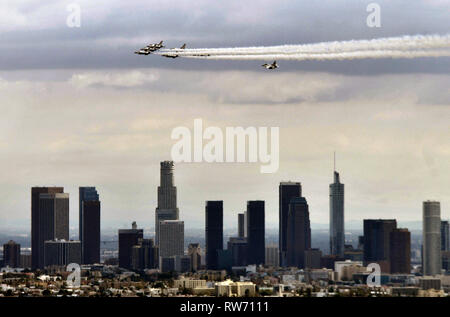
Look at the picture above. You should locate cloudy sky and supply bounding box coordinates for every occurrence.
[0,0,449,234]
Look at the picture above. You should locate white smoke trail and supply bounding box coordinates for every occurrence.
[184,50,450,61]
[156,34,450,61]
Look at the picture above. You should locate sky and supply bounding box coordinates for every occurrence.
[0,0,449,234]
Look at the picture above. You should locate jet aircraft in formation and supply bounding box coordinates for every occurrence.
[134,42,278,69]
[134,41,164,55]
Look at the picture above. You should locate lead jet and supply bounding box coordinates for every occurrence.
[262,61,278,69]
[162,44,186,59]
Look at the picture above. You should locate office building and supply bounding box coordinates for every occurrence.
[160,256,176,272]
[227,237,247,267]
[441,220,449,251]
[279,182,301,266]
[118,222,144,269]
[32,188,69,269]
[187,243,202,271]
[79,187,100,264]
[3,241,20,268]
[423,201,441,276]
[131,238,158,270]
[159,220,184,258]
[305,248,322,269]
[286,197,311,268]
[363,219,397,271]
[155,161,179,246]
[389,228,411,274]
[44,240,81,267]
[265,245,279,267]
[330,171,345,257]
[31,187,65,269]
[246,200,265,265]
[238,213,245,238]
[205,201,223,269]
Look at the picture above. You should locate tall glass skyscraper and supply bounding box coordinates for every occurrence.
[31,187,65,269]
[246,200,265,265]
[286,197,311,268]
[155,161,179,246]
[423,201,441,276]
[279,182,301,267]
[79,187,100,264]
[330,171,344,257]
[205,201,223,270]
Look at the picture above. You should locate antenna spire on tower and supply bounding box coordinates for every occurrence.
[334,151,336,171]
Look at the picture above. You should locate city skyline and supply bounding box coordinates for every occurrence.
[0,160,448,234]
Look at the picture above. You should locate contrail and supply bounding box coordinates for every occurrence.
[156,34,450,61]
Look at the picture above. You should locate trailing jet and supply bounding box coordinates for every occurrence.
[262,61,278,69]
[162,44,186,59]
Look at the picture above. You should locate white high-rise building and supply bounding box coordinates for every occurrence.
[423,201,442,276]
[155,161,179,246]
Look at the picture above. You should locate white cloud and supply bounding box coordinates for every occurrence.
[69,70,159,88]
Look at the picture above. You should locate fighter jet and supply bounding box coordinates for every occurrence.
[162,44,186,59]
[145,40,164,51]
[134,48,151,55]
[134,41,164,55]
[262,61,278,69]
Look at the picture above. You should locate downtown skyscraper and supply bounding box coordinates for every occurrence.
[31,187,69,269]
[286,197,311,268]
[330,170,345,257]
[155,161,179,246]
[423,201,442,276]
[279,182,302,267]
[79,187,100,264]
[205,201,223,270]
[246,200,265,265]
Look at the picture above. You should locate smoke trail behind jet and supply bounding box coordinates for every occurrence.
[156,34,450,61]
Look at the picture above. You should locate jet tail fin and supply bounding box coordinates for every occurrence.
[180,44,186,49]
[159,41,163,45]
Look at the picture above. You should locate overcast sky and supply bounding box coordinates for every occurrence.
[0,0,449,234]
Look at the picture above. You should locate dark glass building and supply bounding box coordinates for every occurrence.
[246,200,265,265]
[131,238,158,270]
[238,213,245,238]
[441,220,449,251]
[279,182,301,266]
[205,201,223,270]
[79,187,100,264]
[118,222,144,269]
[363,219,397,271]
[3,240,21,268]
[286,197,311,268]
[227,237,248,267]
[389,228,411,274]
[31,187,64,270]
[44,240,81,267]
